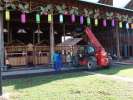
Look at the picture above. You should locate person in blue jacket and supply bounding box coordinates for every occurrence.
[53,51,62,71]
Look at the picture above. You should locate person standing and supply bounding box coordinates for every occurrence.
[53,51,62,71]
[66,52,72,67]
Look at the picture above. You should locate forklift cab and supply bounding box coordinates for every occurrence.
[86,45,95,56]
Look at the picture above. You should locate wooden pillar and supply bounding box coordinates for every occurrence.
[63,24,66,62]
[33,28,35,65]
[116,24,121,60]
[63,24,66,42]
[0,8,4,95]
[10,25,12,43]
[50,8,54,65]
[7,22,10,43]
[127,29,130,57]
[37,24,40,43]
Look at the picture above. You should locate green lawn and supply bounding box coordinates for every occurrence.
[96,65,133,78]
[3,70,133,100]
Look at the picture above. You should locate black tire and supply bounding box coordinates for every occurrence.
[87,56,97,70]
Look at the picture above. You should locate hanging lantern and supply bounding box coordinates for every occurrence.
[119,22,123,28]
[87,17,91,25]
[80,16,84,24]
[71,15,75,23]
[95,19,98,26]
[126,22,129,29]
[131,23,133,29]
[36,14,40,23]
[59,14,63,23]
[112,19,115,27]
[17,29,27,34]
[21,13,26,24]
[5,10,10,21]
[103,19,107,27]
[48,14,52,23]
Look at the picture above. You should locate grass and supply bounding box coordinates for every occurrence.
[96,65,133,78]
[3,70,133,100]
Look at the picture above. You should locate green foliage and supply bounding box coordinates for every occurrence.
[94,9,100,18]
[2,3,16,10]
[0,2,132,22]
[18,3,29,13]
[40,4,52,15]
[0,0,4,7]
[106,12,114,19]
[69,7,79,15]
[56,4,67,14]
[83,8,93,17]
[128,17,133,23]
[122,15,128,21]
[116,13,122,21]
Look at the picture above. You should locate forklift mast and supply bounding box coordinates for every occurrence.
[85,27,105,52]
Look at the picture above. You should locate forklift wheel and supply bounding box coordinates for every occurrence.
[87,61,97,70]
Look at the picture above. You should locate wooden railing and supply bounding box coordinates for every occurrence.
[5,45,87,67]
[5,46,28,66]
[5,45,50,66]
[34,46,50,65]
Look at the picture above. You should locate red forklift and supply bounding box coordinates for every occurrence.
[77,27,110,69]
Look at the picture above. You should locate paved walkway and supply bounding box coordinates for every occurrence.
[2,67,87,79]
[2,60,133,79]
[114,58,133,65]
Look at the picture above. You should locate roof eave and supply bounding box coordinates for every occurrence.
[79,0,133,12]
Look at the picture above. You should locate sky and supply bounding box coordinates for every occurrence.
[79,0,131,8]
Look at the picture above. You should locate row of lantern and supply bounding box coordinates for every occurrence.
[5,10,53,23]
[5,10,133,29]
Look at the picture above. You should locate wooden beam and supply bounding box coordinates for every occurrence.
[0,9,5,95]
[20,0,77,11]
[50,6,54,65]
[116,23,121,60]
[19,0,133,16]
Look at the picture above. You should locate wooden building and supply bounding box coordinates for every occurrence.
[0,0,133,69]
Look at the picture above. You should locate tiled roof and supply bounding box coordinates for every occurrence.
[98,0,113,5]
[125,0,133,10]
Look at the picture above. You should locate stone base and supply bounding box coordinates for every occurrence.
[1,66,7,71]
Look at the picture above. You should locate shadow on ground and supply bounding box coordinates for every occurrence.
[3,71,92,90]
[3,64,133,90]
